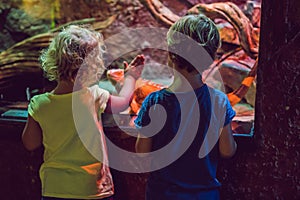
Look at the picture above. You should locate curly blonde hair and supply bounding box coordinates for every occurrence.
[40,25,106,86]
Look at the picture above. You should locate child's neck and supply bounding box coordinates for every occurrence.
[52,80,77,95]
[169,69,204,92]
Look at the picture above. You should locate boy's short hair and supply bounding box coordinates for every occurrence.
[40,25,106,85]
[167,14,221,72]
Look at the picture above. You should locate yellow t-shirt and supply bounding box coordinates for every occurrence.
[28,85,114,199]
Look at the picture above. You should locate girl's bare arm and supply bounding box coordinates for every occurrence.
[105,54,145,114]
[22,115,43,151]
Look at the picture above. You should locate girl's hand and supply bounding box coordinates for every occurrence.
[124,54,145,80]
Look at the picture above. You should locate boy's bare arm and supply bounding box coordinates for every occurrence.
[219,122,237,158]
[105,55,145,114]
[22,115,43,151]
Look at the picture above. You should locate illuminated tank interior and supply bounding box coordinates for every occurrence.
[0,0,261,136]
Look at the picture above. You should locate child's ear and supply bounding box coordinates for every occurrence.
[167,53,175,68]
[71,69,79,82]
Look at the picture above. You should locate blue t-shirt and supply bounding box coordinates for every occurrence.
[134,84,235,195]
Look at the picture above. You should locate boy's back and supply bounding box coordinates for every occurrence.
[135,84,235,199]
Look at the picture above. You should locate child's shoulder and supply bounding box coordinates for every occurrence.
[88,85,110,98]
[140,88,167,106]
[147,88,168,99]
[208,87,227,97]
[206,86,230,104]
[30,92,51,102]
[28,92,53,112]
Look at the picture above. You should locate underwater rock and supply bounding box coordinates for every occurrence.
[0,30,15,52]
[142,61,172,81]
[219,61,256,106]
[233,102,254,116]
[216,20,240,46]
[6,8,50,38]
[203,51,256,106]
[243,0,261,27]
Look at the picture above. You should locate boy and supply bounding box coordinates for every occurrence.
[135,14,237,200]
